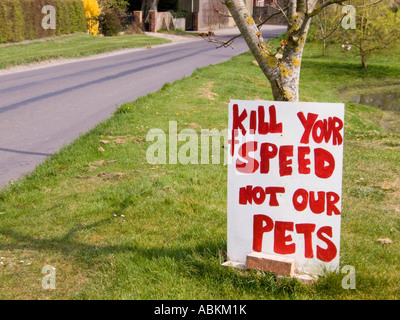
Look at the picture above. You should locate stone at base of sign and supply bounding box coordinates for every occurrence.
[221,260,246,270]
[246,252,295,276]
[277,273,318,285]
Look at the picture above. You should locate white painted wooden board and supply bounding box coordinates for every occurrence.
[227,100,345,275]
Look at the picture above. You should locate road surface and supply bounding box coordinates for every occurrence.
[0,26,286,189]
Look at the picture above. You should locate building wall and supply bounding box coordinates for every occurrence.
[197,0,231,30]
[252,0,289,25]
[178,0,199,29]
[178,0,255,31]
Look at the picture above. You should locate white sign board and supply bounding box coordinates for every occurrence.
[227,100,345,275]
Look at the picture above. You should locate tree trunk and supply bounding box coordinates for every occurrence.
[322,38,327,56]
[361,53,367,68]
[359,36,368,68]
[141,0,159,23]
[225,0,315,102]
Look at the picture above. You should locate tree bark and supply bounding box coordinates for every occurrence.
[361,53,367,68]
[224,0,327,102]
[141,0,159,23]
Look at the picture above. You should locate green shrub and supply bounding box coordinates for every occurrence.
[0,2,13,43]
[19,0,40,40]
[10,0,24,42]
[0,0,86,44]
[100,10,122,36]
[56,0,70,35]
[71,0,87,32]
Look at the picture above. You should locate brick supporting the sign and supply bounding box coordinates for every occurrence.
[246,252,295,276]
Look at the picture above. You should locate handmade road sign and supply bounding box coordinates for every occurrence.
[227,100,345,275]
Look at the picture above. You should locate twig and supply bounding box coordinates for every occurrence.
[305,0,382,32]
[257,6,289,28]
[209,7,288,49]
[202,4,289,49]
[217,34,241,48]
[215,8,232,18]
[200,31,236,49]
[307,0,348,18]
[273,3,290,22]
[321,12,349,40]
[354,0,383,8]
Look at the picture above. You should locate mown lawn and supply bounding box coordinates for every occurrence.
[0,35,399,299]
[0,32,170,70]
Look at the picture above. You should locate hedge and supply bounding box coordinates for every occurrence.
[0,0,86,43]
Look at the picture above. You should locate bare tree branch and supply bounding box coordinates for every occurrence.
[354,0,383,8]
[307,0,348,18]
[215,8,233,17]
[288,0,297,17]
[320,11,349,40]
[273,3,290,22]
[202,7,289,49]
[257,6,289,28]
[200,31,237,49]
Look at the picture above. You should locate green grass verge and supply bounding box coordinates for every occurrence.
[0,33,170,70]
[0,37,399,299]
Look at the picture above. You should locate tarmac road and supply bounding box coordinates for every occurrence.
[0,25,286,189]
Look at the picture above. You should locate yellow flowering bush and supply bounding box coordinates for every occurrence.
[82,0,101,35]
